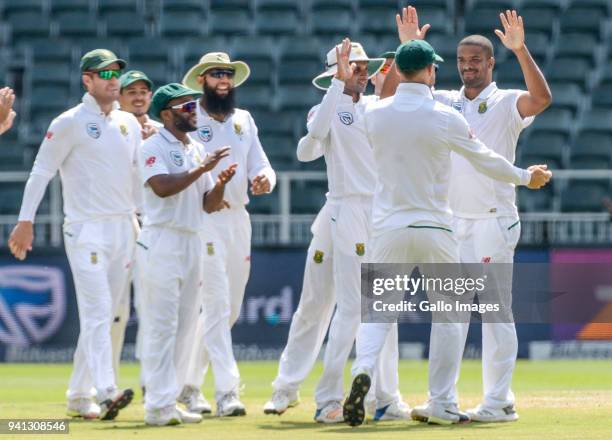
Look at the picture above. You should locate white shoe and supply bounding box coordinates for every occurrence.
[467,404,519,422]
[411,401,470,425]
[216,391,246,417]
[263,389,300,415]
[97,387,134,420]
[175,405,203,423]
[373,400,411,421]
[66,398,100,419]
[145,405,181,426]
[315,401,344,424]
[178,385,212,414]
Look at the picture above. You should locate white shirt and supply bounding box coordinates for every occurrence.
[18,93,142,225]
[364,83,532,236]
[140,128,214,233]
[194,103,275,208]
[297,78,378,201]
[434,82,534,218]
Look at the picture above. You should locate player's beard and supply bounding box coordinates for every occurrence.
[203,86,236,115]
[174,115,197,133]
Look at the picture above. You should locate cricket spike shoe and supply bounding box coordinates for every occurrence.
[343,373,371,427]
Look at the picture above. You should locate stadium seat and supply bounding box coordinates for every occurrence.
[521,7,557,38]
[464,8,504,37]
[159,11,205,39]
[247,190,278,215]
[77,38,124,59]
[408,0,450,9]
[7,12,51,42]
[427,34,462,61]
[548,83,583,116]
[161,0,206,13]
[358,6,398,37]
[254,110,297,138]
[256,10,300,35]
[517,186,553,212]
[527,108,573,139]
[466,0,518,10]
[358,0,398,7]
[276,85,322,111]
[97,0,140,16]
[522,0,563,13]
[560,8,603,39]
[579,109,612,134]
[49,0,91,16]
[209,10,252,36]
[412,7,451,36]
[182,37,229,70]
[523,32,550,65]
[261,134,296,171]
[495,62,525,84]
[279,36,325,65]
[519,133,566,170]
[591,85,612,110]
[104,12,147,38]
[567,0,611,15]
[561,181,609,212]
[310,8,352,37]
[278,58,322,85]
[30,86,71,113]
[291,180,328,214]
[127,38,172,64]
[30,62,72,88]
[2,0,44,18]
[546,58,591,91]
[56,12,100,38]
[570,133,612,169]
[256,0,300,13]
[0,183,25,213]
[237,85,274,111]
[231,37,276,85]
[554,34,599,66]
[126,63,168,88]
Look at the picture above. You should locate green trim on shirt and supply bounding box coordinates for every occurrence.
[136,241,148,250]
[507,220,520,230]
[407,225,453,233]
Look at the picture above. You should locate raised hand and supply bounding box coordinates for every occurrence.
[217,163,237,185]
[495,10,525,51]
[527,164,552,189]
[334,38,355,82]
[0,87,15,130]
[251,174,271,195]
[201,146,231,172]
[0,109,16,135]
[397,6,431,43]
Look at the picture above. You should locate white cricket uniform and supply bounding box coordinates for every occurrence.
[351,83,532,407]
[111,116,164,385]
[297,78,401,409]
[183,103,276,398]
[136,128,215,411]
[434,82,534,409]
[17,93,141,400]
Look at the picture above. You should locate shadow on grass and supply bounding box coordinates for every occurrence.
[257,420,500,434]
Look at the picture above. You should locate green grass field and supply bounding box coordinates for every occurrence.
[1,360,611,439]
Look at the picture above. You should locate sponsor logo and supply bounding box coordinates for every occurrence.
[478,101,488,114]
[236,286,293,326]
[145,156,156,167]
[86,123,101,139]
[313,250,324,264]
[233,121,243,137]
[0,266,66,346]
[198,125,213,142]
[91,252,98,265]
[356,243,365,256]
[45,131,53,140]
[338,111,354,125]
[170,150,184,167]
[206,242,214,256]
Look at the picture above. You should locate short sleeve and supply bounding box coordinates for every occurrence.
[140,140,169,184]
[509,90,535,130]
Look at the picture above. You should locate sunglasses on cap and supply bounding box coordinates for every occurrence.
[87,69,122,80]
[206,69,235,79]
[165,100,198,113]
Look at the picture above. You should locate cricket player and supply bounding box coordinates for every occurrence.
[0,86,16,135]
[114,70,162,391]
[341,38,551,427]
[263,45,407,421]
[137,83,237,426]
[179,52,276,416]
[389,7,552,422]
[8,49,140,420]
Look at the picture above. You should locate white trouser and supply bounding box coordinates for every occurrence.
[183,208,250,397]
[111,290,130,383]
[452,216,520,409]
[65,216,137,400]
[352,224,460,407]
[137,226,204,411]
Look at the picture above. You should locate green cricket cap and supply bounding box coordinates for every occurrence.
[80,48,126,72]
[395,40,444,72]
[120,70,153,91]
[149,83,202,120]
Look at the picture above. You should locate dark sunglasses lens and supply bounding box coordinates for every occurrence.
[211,70,235,79]
[182,101,197,112]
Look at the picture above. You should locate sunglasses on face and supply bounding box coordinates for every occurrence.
[207,69,235,79]
[434,64,440,73]
[165,100,198,113]
[89,69,122,80]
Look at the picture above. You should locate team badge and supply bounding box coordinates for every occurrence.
[451,100,463,112]
[86,123,101,139]
[90,252,98,265]
[478,101,488,114]
[233,121,243,137]
[338,112,354,125]
[170,150,184,167]
[206,242,214,256]
[198,125,213,142]
[120,124,128,136]
[355,243,365,256]
[313,250,324,264]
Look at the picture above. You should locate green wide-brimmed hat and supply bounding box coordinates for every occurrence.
[149,83,202,120]
[312,42,385,90]
[80,48,126,71]
[182,52,250,91]
[120,70,153,90]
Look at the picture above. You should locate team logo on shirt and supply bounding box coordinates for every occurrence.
[198,125,213,142]
[90,252,98,265]
[355,243,365,256]
[233,122,243,137]
[478,101,488,114]
[120,124,128,136]
[451,100,463,112]
[338,112,354,125]
[313,250,324,264]
[170,150,184,167]
[86,123,101,139]
[206,242,215,256]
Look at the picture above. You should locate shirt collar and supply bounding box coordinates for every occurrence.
[159,127,187,145]
[459,82,498,101]
[395,82,434,98]
[82,93,120,115]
